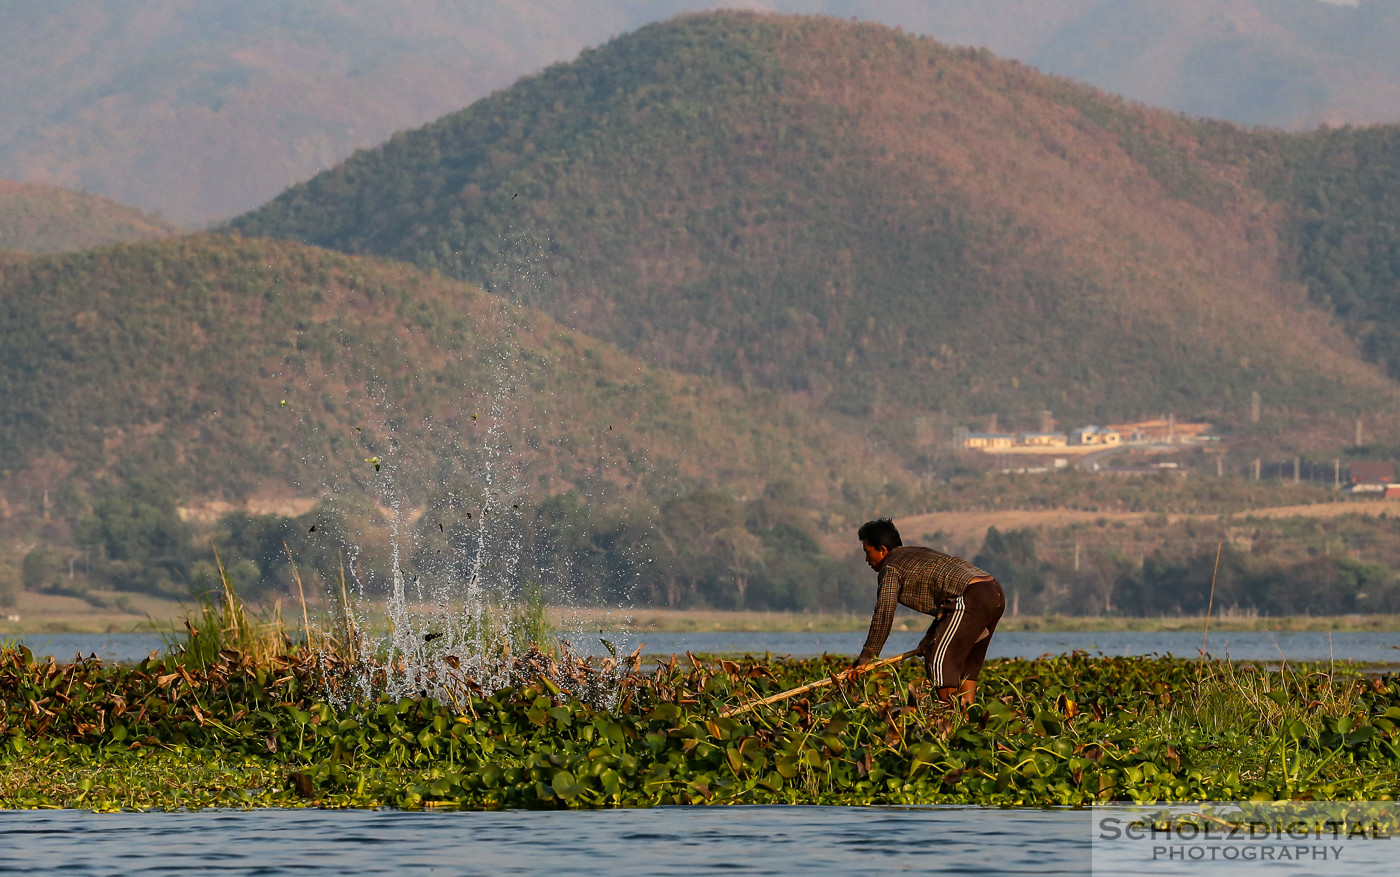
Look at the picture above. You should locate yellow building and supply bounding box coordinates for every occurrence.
[962,432,1017,450]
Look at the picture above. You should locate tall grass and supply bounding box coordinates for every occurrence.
[434,587,556,661]
[164,546,555,679]
[162,546,290,668]
[510,586,555,653]
[1132,659,1377,795]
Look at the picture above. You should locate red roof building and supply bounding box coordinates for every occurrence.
[1349,461,1395,485]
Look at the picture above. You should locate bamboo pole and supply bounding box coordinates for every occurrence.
[1202,540,1222,659]
[720,649,919,718]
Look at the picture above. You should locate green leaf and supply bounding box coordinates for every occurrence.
[551,769,581,800]
[647,704,680,723]
[776,754,799,779]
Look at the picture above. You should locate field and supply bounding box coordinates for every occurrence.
[0,591,187,635]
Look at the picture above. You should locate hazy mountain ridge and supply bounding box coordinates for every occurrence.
[1020,0,1400,127]
[0,180,180,253]
[5,1,1400,223]
[0,0,718,224]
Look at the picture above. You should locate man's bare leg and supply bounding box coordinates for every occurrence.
[936,680,977,706]
[958,679,976,705]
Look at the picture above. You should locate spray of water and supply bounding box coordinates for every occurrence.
[363,347,533,700]
[281,228,641,706]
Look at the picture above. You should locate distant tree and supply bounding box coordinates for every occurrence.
[517,492,653,605]
[1110,554,1173,617]
[1115,545,1256,615]
[77,477,193,594]
[654,491,748,608]
[973,527,1044,593]
[0,562,21,607]
[21,548,58,591]
[1267,555,1399,616]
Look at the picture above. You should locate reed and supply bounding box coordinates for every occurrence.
[425,587,556,662]
[160,544,290,668]
[510,587,555,653]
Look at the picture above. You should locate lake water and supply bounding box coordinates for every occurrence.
[14,629,1400,665]
[0,806,1089,875]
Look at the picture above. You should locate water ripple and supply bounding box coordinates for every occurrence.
[0,806,1090,876]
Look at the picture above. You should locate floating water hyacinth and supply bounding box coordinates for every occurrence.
[4,648,1400,811]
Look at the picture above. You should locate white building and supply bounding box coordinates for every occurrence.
[1069,426,1122,447]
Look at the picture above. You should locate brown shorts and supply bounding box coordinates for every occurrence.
[923,577,1006,687]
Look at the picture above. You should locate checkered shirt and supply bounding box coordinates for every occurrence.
[859,546,990,657]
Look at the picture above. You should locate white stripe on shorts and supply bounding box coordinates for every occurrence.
[929,595,967,687]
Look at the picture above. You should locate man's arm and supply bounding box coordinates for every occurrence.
[852,567,901,668]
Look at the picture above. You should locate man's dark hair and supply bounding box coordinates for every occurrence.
[857,518,902,550]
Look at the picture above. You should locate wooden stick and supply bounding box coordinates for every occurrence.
[1202,540,1222,659]
[720,649,920,718]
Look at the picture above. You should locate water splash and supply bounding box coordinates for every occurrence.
[281,231,640,706]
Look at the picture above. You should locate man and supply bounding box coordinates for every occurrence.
[850,518,1005,706]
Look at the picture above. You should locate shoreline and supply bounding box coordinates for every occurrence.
[5,606,1400,636]
[551,607,1400,634]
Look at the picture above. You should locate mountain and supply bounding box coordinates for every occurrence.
[5,1,1400,224]
[0,0,713,225]
[1244,123,1400,381]
[0,180,180,253]
[0,233,888,509]
[1018,0,1400,129]
[230,11,1400,444]
[818,0,1400,129]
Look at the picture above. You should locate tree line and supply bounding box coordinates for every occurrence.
[12,475,1398,618]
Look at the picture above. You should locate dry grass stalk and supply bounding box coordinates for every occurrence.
[338,549,357,664]
[283,541,313,650]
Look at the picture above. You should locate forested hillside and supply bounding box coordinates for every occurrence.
[1248,125,1400,380]
[10,11,1400,616]
[0,181,179,253]
[0,233,888,502]
[232,12,1400,438]
[0,233,908,610]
